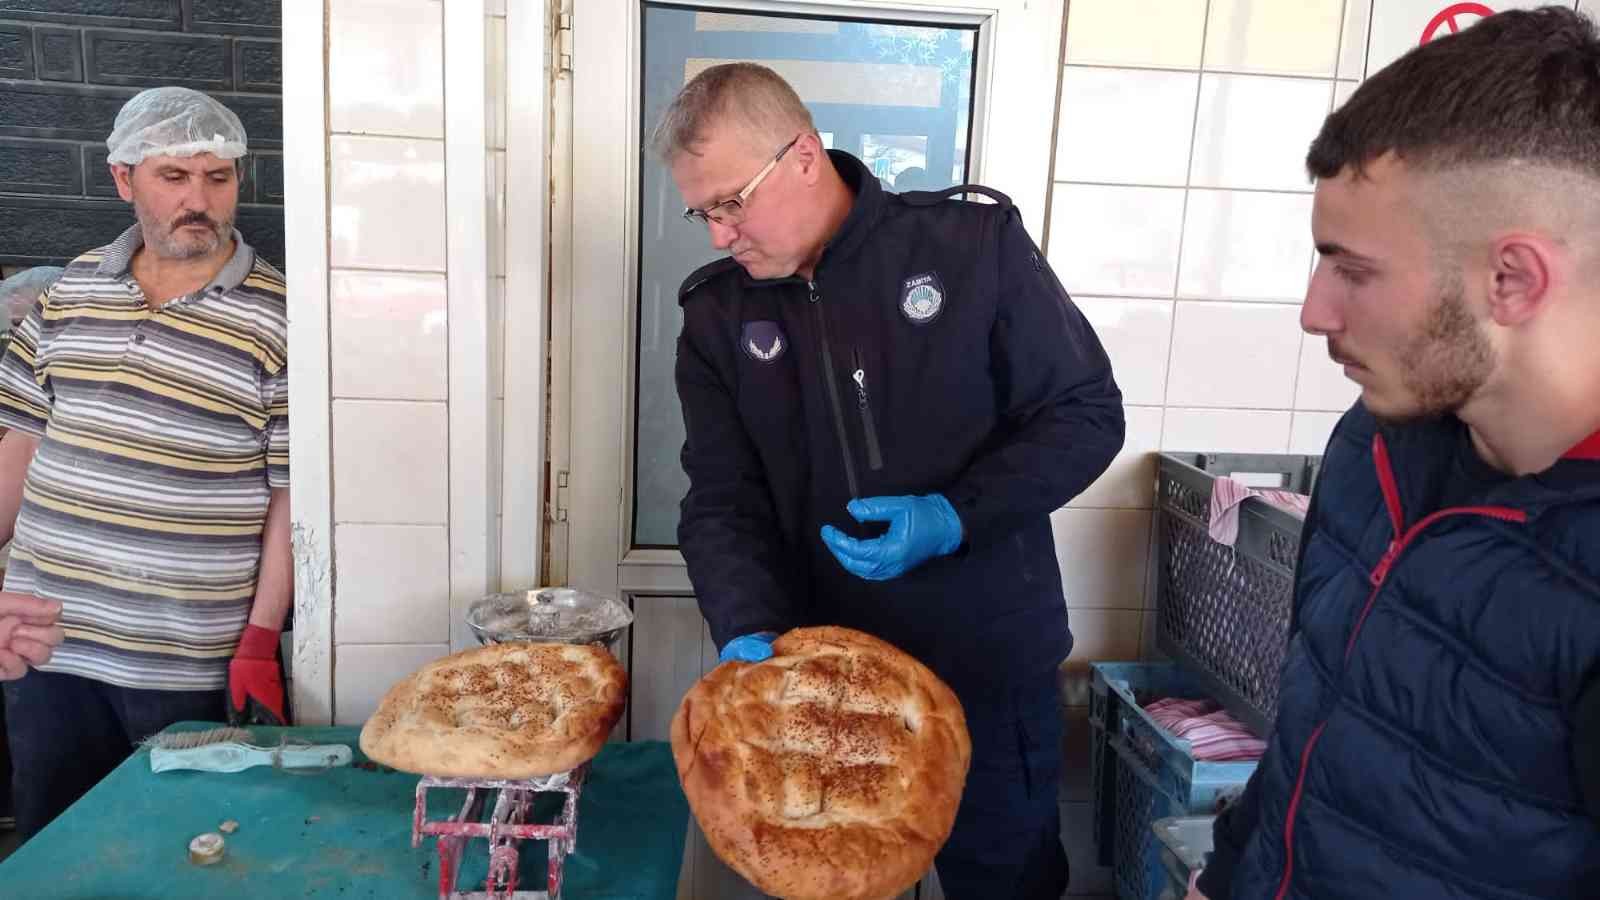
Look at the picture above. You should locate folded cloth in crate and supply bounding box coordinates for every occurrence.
[1207,476,1310,546]
[1143,697,1265,762]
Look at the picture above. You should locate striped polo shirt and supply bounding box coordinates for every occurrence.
[0,225,288,691]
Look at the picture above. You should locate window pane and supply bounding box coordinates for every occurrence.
[633,4,979,548]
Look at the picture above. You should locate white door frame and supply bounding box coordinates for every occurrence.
[284,0,551,722]
[562,0,1066,601]
[282,0,333,725]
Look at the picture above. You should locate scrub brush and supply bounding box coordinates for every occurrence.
[144,726,352,774]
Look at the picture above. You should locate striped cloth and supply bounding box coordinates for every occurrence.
[0,225,288,691]
[1143,697,1266,762]
[1207,476,1310,546]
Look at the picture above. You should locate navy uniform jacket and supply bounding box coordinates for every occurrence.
[1200,404,1600,899]
[674,150,1124,698]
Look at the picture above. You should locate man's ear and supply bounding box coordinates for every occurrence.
[792,132,826,186]
[109,163,136,203]
[1487,234,1556,327]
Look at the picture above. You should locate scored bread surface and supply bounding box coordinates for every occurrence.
[360,641,627,778]
[670,626,971,900]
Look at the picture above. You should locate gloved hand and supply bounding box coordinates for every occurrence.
[228,624,286,726]
[719,632,777,664]
[820,494,964,581]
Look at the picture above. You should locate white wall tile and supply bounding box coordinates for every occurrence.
[1290,411,1343,455]
[1178,190,1314,301]
[1063,608,1145,673]
[1050,184,1185,296]
[1162,407,1292,453]
[333,400,449,523]
[1050,507,1151,608]
[490,276,506,400]
[330,270,448,401]
[1333,80,1359,112]
[331,136,446,271]
[490,398,504,524]
[488,14,507,150]
[1065,0,1207,69]
[1295,331,1361,410]
[335,643,450,725]
[1074,297,1173,406]
[1166,302,1303,409]
[1071,406,1163,509]
[1055,67,1197,185]
[489,150,507,279]
[329,0,443,138]
[1339,0,1373,79]
[1204,0,1344,76]
[1190,75,1330,192]
[334,524,450,643]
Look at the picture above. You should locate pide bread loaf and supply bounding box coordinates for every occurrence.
[671,626,970,900]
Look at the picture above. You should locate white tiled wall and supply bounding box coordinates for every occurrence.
[325,0,511,725]
[1049,0,1369,683]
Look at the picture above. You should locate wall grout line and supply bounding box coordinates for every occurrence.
[1064,60,1357,84]
[1054,178,1313,196]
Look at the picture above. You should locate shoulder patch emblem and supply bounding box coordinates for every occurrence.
[899,272,945,325]
[741,320,787,363]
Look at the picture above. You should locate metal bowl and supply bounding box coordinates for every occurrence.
[464,587,633,654]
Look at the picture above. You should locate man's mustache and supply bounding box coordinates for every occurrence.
[172,213,217,230]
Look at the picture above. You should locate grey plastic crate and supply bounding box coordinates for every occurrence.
[1154,452,1319,737]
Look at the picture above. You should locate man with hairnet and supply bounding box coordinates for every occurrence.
[0,86,289,840]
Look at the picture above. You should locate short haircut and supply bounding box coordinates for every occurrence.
[649,62,815,162]
[1306,6,1600,180]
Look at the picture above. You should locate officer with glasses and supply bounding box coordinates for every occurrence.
[655,62,1125,897]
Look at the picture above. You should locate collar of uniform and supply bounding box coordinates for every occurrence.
[95,224,257,294]
[734,150,884,292]
[815,149,882,272]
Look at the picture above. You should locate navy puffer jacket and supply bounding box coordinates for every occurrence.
[1206,404,1600,900]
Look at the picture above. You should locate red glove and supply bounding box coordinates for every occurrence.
[228,624,285,726]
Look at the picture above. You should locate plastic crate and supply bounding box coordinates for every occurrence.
[1090,662,1257,900]
[1151,816,1214,900]
[1155,452,1318,737]
[1088,662,1210,865]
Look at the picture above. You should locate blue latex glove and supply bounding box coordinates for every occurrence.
[820,494,964,581]
[718,631,777,664]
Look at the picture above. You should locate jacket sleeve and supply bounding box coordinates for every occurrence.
[675,307,804,650]
[941,210,1125,545]
[1197,766,1263,898]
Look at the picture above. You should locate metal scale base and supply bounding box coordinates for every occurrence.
[412,764,587,900]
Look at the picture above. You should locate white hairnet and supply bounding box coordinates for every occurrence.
[0,266,62,329]
[105,86,247,166]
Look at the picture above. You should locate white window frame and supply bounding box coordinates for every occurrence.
[560,0,1066,600]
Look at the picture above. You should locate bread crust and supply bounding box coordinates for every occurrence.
[670,626,971,900]
[360,641,627,778]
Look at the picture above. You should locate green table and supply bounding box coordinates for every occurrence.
[0,724,688,899]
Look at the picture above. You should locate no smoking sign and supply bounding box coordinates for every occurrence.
[1365,0,1580,77]
[1419,2,1496,42]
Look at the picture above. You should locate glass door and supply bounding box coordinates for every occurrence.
[562,0,1065,892]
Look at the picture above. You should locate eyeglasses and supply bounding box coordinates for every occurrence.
[682,135,800,227]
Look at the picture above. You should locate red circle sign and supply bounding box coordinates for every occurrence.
[1420,2,1497,44]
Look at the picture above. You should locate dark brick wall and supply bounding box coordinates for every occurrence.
[0,1,282,270]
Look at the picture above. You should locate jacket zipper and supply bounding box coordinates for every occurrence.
[1271,434,1526,900]
[809,280,860,498]
[850,348,884,472]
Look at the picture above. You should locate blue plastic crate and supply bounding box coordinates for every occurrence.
[1088,662,1221,865]
[1151,816,1214,900]
[1089,662,1258,900]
